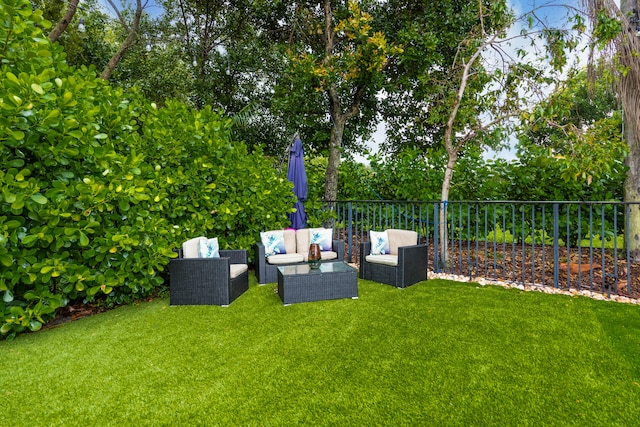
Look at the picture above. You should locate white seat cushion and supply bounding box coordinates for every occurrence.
[230,264,248,279]
[320,251,338,261]
[365,254,398,266]
[267,253,305,265]
[298,250,338,262]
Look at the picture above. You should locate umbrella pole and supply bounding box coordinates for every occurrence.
[279,132,299,176]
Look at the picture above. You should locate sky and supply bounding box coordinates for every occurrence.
[98,0,163,18]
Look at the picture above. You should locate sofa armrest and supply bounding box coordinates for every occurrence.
[220,249,247,265]
[332,239,345,261]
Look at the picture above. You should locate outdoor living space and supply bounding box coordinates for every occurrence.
[5,0,640,425]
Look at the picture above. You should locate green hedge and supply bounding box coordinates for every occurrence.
[0,0,293,339]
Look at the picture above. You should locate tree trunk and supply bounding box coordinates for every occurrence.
[48,0,80,43]
[324,115,344,203]
[619,0,640,261]
[438,152,458,270]
[323,91,345,228]
[436,29,487,269]
[319,0,363,226]
[624,112,640,261]
[100,0,143,80]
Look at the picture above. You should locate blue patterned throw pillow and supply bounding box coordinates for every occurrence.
[310,228,333,251]
[198,237,220,258]
[369,230,389,255]
[260,231,286,256]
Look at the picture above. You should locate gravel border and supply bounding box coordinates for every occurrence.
[428,271,640,305]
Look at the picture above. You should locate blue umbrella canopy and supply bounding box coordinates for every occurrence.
[287,135,308,229]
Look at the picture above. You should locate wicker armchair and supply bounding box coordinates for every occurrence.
[170,238,249,306]
[359,229,428,288]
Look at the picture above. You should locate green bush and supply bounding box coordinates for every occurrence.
[0,0,292,339]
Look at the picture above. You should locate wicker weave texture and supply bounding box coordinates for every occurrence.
[359,241,428,288]
[277,262,358,304]
[256,239,345,284]
[169,250,249,306]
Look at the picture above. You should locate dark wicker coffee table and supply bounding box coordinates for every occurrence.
[277,262,358,305]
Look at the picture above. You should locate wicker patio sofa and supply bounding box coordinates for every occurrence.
[255,228,345,284]
[170,237,249,306]
[359,229,428,288]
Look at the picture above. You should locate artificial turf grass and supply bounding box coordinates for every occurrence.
[1,276,639,426]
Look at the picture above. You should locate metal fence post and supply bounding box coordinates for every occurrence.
[553,203,559,288]
[347,202,353,263]
[433,202,440,272]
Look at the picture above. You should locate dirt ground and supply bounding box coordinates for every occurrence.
[342,234,640,300]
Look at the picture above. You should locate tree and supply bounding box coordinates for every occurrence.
[584,0,640,261]
[100,0,147,80]
[387,1,589,267]
[377,0,501,155]
[128,0,290,152]
[519,65,627,184]
[276,0,399,206]
[36,0,149,80]
[47,0,80,42]
[154,0,259,107]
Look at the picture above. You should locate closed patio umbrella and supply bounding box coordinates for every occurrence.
[287,134,308,230]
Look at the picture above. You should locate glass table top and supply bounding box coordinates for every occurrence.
[277,262,356,276]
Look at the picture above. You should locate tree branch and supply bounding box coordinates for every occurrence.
[48,0,80,43]
[100,0,146,80]
[106,0,131,33]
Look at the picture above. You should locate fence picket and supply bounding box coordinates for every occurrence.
[324,200,639,299]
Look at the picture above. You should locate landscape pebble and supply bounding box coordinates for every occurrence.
[428,271,640,305]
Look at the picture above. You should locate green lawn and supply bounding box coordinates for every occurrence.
[2,276,639,426]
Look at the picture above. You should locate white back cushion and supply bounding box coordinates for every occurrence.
[386,229,418,255]
[183,236,205,258]
[283,229,297,254]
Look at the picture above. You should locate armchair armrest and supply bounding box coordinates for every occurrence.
[397,243,428,261]
[397,243,428,285]
[170,256,231,282]
[174,248,247,264]
[255,242,267,283]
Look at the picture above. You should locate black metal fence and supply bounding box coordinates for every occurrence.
[326,200,640,299]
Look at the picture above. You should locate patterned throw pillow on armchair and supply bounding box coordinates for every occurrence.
[369,230,390,255]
